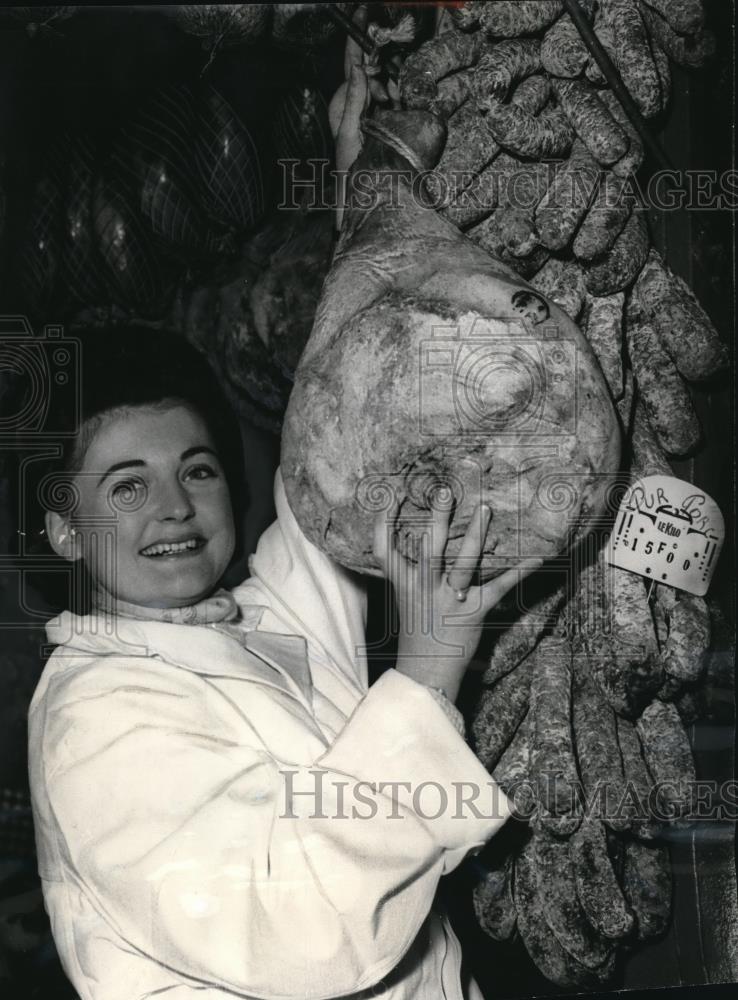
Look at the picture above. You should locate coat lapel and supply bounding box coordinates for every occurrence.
[241,630,313,706]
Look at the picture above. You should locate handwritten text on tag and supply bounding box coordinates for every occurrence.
[606,475,724,596]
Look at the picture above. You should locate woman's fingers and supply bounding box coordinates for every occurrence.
[373,507,388,568]
[373,492,401,574]
[446,504,492,593]
[430,489,453,564]
[479,557,544,614]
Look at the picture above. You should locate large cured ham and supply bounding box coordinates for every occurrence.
[281,110,621,578]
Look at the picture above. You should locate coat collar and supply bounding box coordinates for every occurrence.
[45,607,314,709]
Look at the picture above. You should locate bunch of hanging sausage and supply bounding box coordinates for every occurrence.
[399,0,727,452]
[393,0,728,987]
[469,536,715,987]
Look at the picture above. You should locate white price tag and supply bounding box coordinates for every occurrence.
[606,475,724,596]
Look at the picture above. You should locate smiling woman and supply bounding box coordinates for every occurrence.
[26,326,247,613]
[23,317,534,1000]
[46,404,237,609]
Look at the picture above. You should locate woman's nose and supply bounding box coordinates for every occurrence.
[155,480,195,521]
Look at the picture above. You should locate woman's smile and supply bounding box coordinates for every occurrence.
[140,535,207,558]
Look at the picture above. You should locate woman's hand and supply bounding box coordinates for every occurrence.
[374,494,542,703]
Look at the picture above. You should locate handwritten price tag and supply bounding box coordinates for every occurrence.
[606,475,724,596]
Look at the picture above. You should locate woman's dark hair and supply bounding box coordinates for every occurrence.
[59,326,242,484]
[17,326,247,606]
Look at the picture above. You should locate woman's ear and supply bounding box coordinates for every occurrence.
[45,511,82,562]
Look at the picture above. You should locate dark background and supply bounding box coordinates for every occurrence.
[0,3,735,998]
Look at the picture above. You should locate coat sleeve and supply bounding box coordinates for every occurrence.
[39,658,510,1000]
[231,468,370,689]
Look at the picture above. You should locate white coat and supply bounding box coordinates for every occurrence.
[28,471,510,1000]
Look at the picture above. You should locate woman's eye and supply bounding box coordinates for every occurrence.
[184,464,218,482]
[111,478,141,495]
[109,478,146,509]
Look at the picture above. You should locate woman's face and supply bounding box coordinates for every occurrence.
[59,404,236,609]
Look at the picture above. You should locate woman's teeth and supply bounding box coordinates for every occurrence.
[141,538,203,557]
